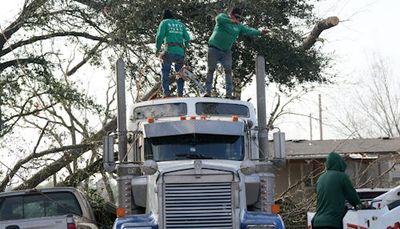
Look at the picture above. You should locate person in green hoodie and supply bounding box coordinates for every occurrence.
[156,9,190,97]
[312,152,361,229]
[204,7,268,98]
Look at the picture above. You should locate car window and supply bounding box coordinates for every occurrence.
[0,192,82,220]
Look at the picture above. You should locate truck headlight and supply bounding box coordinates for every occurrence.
[142,160,158,175]
[247,225,275,229]
[240,160,256,175]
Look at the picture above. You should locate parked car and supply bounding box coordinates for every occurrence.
[0,187,98,229]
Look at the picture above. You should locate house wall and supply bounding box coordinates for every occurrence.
[275,156,397,200]
[275,159,324,199]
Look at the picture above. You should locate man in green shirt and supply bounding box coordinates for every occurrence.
[312,152,361,229]
[156,9,190,97]
[205,7,268,98]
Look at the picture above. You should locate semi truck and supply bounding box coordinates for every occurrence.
[103,56,286,229]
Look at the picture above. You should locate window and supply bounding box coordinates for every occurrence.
[133,103,187,120]
[0,192,82,220]
[390,162,400,182]
[196,102,249,117]
[145,134,244,161]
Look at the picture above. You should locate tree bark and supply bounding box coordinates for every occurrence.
[58,158,103,187]
[302,16,339,50]
[14,118,116,190]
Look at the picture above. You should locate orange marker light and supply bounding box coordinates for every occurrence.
[147,117,154,123]
[231,115,239,122]
[180,116,186,120]
[116,207,126,217]
[271,204,280,214]
[200,115,206,120]
[190,116,196,120]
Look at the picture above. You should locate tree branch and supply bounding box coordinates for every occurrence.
[0,57,47,72]
[1,31,105,57]
[302,16,339,50]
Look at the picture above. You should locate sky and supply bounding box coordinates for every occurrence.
[1,0,399,141]
[244,0,400,140]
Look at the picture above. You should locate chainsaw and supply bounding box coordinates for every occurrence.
[176,65,206,94]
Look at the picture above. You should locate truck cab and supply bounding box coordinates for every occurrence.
[105,97,285,229]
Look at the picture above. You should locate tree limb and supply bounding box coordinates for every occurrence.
[302,16,339,50]
[2,143,94,191]
[1,31,105,57]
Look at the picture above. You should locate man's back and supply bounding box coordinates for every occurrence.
[156,18,189,56]
[313,152,360,229]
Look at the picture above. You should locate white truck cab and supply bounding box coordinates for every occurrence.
[104,97,286,229]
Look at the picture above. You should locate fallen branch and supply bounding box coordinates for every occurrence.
[302,16,339,50]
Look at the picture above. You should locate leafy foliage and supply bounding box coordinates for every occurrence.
[103,0,330,97]
[85,188,116,229]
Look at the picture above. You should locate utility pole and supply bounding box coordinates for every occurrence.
[319,94,323,140]
[309,113,313,140]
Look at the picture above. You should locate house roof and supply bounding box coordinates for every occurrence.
[279,137,400,159]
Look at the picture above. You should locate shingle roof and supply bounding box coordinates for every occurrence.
[278,137,400,159]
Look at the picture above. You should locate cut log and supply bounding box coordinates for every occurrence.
[302,16,339,50]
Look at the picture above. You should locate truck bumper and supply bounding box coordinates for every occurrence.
[113,213,158,229]
[240,210,285,229]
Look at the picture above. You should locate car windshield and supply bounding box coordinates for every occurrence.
[0,192,82,220]
[144,134,244,161]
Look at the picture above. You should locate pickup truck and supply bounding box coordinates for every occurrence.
[307,186,400,229]
[0,187,98,229]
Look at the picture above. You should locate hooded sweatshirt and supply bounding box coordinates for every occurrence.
[208,13,261,51]
[313,152,361,229]
[155,18,190,56]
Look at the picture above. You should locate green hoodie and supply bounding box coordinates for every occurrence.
[156,18,190,56]
[313,152,361,229]
[208,13,261,51]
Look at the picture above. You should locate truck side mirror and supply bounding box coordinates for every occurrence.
[103,135,116,172]
[273,131,286,167]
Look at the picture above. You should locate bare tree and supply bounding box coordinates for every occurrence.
[336,55,400,138]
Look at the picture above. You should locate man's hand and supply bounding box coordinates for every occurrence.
[230,17,240,24]
[260,28,269,35]
[156,51,164,59]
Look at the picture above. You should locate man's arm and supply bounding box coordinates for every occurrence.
[183,26,190,48]
[216,13,232,24]
[240,24,264,37]
[343,174,361,207]
[155,21,166,53]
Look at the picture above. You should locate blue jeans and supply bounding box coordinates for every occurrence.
[205,46,232,97]
[162,53,184,96]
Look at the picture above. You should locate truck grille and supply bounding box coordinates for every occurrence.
[164,182,233,229]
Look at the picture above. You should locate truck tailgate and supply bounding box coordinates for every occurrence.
[0,215,68,229]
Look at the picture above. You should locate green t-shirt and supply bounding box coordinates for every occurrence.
[156,19,190,56]
[208,13,262,51]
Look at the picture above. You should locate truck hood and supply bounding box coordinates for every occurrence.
[157,160,241,174]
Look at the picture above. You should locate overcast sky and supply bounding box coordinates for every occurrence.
[1,0,399,140]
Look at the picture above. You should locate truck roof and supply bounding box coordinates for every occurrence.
[0,187,81,197]
[129,97,257,123]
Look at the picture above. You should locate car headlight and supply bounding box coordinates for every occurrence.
[247,225,275,229]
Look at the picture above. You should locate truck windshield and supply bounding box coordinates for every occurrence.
[145,134,244,161]
[0,192,82,220]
